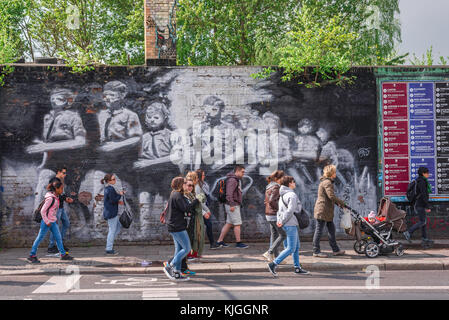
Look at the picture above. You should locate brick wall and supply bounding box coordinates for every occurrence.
[1,65,445,247]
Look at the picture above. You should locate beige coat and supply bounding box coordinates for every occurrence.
[314,177,345,222]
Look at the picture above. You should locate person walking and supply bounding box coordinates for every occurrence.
[263,170,287,263]
[267,176,309,276]
[312,165,346,258]
[216,165,249,249]
[163,177,200,281]
[47,166,74,254]
[185,172,209,260]
[28,179,74,263]
[196,169,219,250]
[403,167,434,246]
[102,174,125,255]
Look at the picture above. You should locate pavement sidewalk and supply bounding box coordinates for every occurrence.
[2,240,449,276]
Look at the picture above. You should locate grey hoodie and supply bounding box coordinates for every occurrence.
[277,185,302,227]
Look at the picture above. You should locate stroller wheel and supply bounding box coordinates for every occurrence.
[354,240,367,254]
[395,244,405,257]
[365,242,380,258]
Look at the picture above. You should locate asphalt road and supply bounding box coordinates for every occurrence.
[1,270,449,301]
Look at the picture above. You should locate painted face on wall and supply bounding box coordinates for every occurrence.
[204,102,222,121]
[265,117,279,130]
[316,127,329,143]
[50,93,69,111]
[298,120,313,135]
[103,90,123,110]
[145,110,166,131]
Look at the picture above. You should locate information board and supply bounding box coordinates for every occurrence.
[381,81,449,201]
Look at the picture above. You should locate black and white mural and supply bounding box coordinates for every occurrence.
[0,67,377,244]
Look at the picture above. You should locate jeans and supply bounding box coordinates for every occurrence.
[48,208,70,248]
[268,221,287,256]
[106,216,121,251]
[273,226,301,267]
[30,220,66,256]
[408,206,428,240]
[312,219,340,254]
[170,230,191,272]
[204,216,215,245]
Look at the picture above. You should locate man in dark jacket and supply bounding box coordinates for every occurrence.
[403,167,434,246]
[216,165,249,249]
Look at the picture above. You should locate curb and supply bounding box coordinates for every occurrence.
[1,261,446,276]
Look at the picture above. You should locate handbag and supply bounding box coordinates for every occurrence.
[281,195,310,229]
[119,197,133,229]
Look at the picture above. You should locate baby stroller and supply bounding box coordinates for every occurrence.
[345,197,407,258]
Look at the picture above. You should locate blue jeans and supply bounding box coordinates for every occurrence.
[408,206,428,240]
[273,226,301,267]
[48,208,70,248]
[106,216,121,251]
[30,220,66,256]
[170,230,191,272]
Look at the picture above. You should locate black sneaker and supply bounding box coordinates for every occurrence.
[236,242,249,249]
[64,246,70,252]
[216,241,229,248]
[294,266,310,275]
[268,262,278,277]
[163,262,175,280]
[60,253,74,261]
[210,243,220,250]
[174,272,190,281]
[47,246,58,254]
[27,256,40,264]
[105,250,119,255]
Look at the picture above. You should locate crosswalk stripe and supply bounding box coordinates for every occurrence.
[142,290,179,300]
[33,275,82,294]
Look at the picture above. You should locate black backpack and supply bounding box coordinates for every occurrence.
[406,179,418,204]
[33,197,56,223]
[217,178,228,203]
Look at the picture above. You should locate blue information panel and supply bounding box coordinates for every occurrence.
[381,80,449,202]
[409,82,434,120]
[410,120,435,157]
[410,157,436,194]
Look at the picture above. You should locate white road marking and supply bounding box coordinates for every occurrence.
[142,290,180,300]
[70,285,449,294]
[33,275,82,294]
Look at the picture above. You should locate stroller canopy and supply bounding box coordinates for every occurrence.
[377,197,407,232]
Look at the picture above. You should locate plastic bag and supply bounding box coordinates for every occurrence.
[340,208,352,230]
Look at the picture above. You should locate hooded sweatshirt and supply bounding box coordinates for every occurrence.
[277,185,302,227]
[40,192,60,225]
[226,171,242,206]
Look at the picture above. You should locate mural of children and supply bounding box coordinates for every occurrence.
[27,88,87,210]
[316,126,339,167]
[91,81,143,233]
[258,111,292,176]
[134,102,183,231]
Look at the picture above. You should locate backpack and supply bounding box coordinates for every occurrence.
[217,178,228,203]
[281,195,310,230]
[159,202,168,224]
[33,197,56,223]
[406,180,418,204]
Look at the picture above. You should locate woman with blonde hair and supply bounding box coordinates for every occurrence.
[185,171,209,260]
[312,165,346,258]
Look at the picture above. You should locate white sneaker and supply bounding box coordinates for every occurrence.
[263,251,274,262]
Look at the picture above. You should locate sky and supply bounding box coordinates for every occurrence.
[398,0,449,63]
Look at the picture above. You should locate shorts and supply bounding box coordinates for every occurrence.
[225,204,242,226]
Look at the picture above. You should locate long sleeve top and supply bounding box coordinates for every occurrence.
[103,185,122,220]
[166,191,199,233]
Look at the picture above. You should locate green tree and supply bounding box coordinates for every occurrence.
[27,0,144,67]
[176,0,299,66]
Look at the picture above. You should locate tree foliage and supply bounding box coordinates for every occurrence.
[176,0,299,66]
